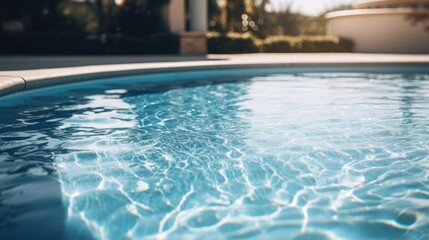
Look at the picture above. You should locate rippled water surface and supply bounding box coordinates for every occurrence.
[1,70,429,240]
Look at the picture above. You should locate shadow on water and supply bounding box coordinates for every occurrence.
[0,177,65,240]
[0,95,96,240]
[0,76,253,239]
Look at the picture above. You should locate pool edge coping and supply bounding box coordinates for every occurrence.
[1,59,429,98]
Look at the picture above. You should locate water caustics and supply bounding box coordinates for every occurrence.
[1,72,429,239]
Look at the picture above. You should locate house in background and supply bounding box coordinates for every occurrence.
[162,0,208,55]
[326,0,429,53]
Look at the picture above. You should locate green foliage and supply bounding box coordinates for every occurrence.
[144,32,180,54]
[259,35,354,53]
[208,1,352,38]
[115,0,170,37]
[226,0,247,32]
[300,36,354,52]
[0,0,354,54]
[257,36,296,52]
[207,32,258,54]
[209,0,269,35]
[58,1,99,33]
[0,0,171,36]
[259,7,328,37]
[0,32,179,55]
[208,0,222,31]
[207,32,354,54]
[0,0,82,33]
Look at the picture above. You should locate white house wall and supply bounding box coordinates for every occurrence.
[327,9,429,53]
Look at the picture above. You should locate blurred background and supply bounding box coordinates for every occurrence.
[0,0,427,54]
[0,0,352,36]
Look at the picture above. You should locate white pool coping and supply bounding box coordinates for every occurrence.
[1,53,429,97]
[325,8,429,19]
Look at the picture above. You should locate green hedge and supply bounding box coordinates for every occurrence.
[0,32,180,55]
[258,35,353,53]
[0,31,352,54]
[209,33,353,54]
[207,32,258,54]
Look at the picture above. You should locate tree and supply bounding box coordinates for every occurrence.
[116,0,170,37]
[208,0,221,31]
[81,0,170,37]
[248,0,272,37]
[209,0,273,36]
[0,0,66,32]
[226,0,246,32]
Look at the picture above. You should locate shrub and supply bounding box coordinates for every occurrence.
[207,32,258,54]
[144,32,180,54]
[257,36,297,53]
[258,35,353,53]
[103,34,144,54]
[0,31,352,54]
[299,36,353,53]
[0,32,179,55]
[207,32,353,53]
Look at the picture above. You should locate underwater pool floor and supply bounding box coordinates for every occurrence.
[1,71,429,239]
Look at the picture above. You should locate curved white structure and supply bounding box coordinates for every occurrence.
[326,0,429,53]
[354,0,429,8]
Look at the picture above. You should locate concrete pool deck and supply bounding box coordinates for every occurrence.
[1,53,429,97]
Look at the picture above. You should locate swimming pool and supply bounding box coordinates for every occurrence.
[1,68,429,239]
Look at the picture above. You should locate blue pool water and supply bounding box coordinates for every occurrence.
[1,69,429,239]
